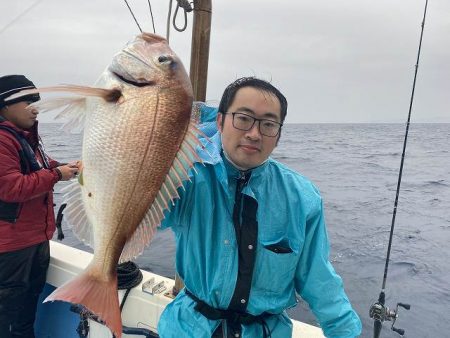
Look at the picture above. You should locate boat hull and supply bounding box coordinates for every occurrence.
[35,241,324,337]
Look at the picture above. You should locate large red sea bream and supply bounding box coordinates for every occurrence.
[10,32,202,337]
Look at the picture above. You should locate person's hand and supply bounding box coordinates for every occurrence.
[55,164,79,181]
[67,160,83,171]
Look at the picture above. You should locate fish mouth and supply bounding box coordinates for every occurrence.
[112,71,155,87]
[109,49,156,87]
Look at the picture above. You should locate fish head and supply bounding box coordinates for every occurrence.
[108,33,192,97]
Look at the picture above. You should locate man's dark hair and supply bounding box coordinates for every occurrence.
[218,77,288,128]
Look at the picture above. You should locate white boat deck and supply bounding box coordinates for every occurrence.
[47,241,324,337]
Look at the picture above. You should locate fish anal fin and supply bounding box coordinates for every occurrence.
[119,206,158,262]
[62,181,94,247]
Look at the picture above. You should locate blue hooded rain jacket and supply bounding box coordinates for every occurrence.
[158,106,362,338]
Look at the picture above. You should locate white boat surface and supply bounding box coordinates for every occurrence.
[35,241,325,337]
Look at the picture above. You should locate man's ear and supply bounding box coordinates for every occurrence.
[216,112,223,132]
[275,132,281,146]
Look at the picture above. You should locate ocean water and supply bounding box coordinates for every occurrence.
[40,123,450,338]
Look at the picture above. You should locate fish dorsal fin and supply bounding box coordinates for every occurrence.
[190,101,203,124]
[119,121,206,262]
[61,179,95,247]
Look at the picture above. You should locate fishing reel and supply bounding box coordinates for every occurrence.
[370,299,410,336]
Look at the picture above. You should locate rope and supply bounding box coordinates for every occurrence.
[167,0,193,41]
[172,2,189,32]
[55,203,67,240]
[117,261,143,312]
[123,0,143,33]
[117,261,143,290]
[173,0,192,32]
[176,0,193,12]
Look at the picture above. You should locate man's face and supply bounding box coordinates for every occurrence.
[0,101,38,129]
[217,87,282,170]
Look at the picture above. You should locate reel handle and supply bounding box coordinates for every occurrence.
[391,302,411,336]
[392,327,405,336]
[398,302,411,310]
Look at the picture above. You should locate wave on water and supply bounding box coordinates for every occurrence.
[360,152,401,159]
[391,261,433,276]
[424,179,449,187]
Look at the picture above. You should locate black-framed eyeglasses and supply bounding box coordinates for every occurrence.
[223,112,283,137]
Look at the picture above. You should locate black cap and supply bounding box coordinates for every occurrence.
[0,75,41,110]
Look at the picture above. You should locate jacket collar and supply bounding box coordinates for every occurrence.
[0,117,39,147]
[197,130,269,182]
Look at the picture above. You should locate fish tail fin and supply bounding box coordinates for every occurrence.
[44,269,122,338]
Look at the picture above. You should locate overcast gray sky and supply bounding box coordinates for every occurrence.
[1,0,449,123]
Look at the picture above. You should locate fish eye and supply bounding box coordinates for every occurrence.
[158,55,173,64]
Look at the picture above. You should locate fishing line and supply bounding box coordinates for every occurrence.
[147,0,156,34]
[123,0,143,33]
[370,0,429,337]
[0,0,45,36]
[166,0,173,42]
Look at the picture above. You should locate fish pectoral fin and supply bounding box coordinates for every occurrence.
[30,96,87,133]
[119,122,207,262]
[7,85,121,102]
[9,85,121,133]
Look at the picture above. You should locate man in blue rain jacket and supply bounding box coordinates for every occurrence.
[158,77,362,338]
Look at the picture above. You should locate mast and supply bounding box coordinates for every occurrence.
[174,0,212,295]
[189,0,212,101]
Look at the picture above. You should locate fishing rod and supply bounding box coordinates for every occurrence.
[369,0,429,337]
